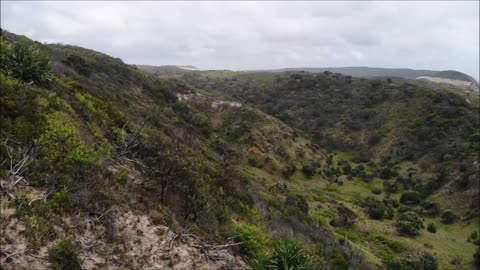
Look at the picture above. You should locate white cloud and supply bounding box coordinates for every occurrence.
[1,1,478,77]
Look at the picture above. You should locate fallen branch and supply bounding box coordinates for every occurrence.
[1,249,31,262]
[191,241,243,250]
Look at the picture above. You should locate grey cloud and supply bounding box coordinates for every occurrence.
[1,1,478,77]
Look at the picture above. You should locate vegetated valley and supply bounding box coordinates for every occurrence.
[0,30,479,270]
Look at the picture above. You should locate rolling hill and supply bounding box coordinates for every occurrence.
[1,30,479,270]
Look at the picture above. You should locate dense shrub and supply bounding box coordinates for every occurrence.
[35,112,100,178]
[384,251,438,270]
[361,196,393,220]
[236,223,271,258]
[427,223,437,233]
[383,198,400,208]
[396,211,424,236]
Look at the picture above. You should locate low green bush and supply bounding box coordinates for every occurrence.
[49,236,82,270]
[236,223,271,258]
[427,223,437,233]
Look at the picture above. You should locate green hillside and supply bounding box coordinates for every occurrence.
[1,31,479,270]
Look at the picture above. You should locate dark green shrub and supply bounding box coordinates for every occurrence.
[427,223,437,233]
[400,191,421,205]
[384,180,398,194]
[397,205,414,213]
[421,201,441,217]
[371,187,382,195]
[441,210,457,224]
[302,164,316,178]
[248,155,265,168]
[49,236,82,270]
[383,198,400,208]
[362,196,393,220]
[379,167,393,179]
[283,162,297,178]
[396,211,424,236]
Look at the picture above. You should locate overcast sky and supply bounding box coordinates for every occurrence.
[1,1,479,77]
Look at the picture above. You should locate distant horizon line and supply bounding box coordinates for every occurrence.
[131,63,479,81]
